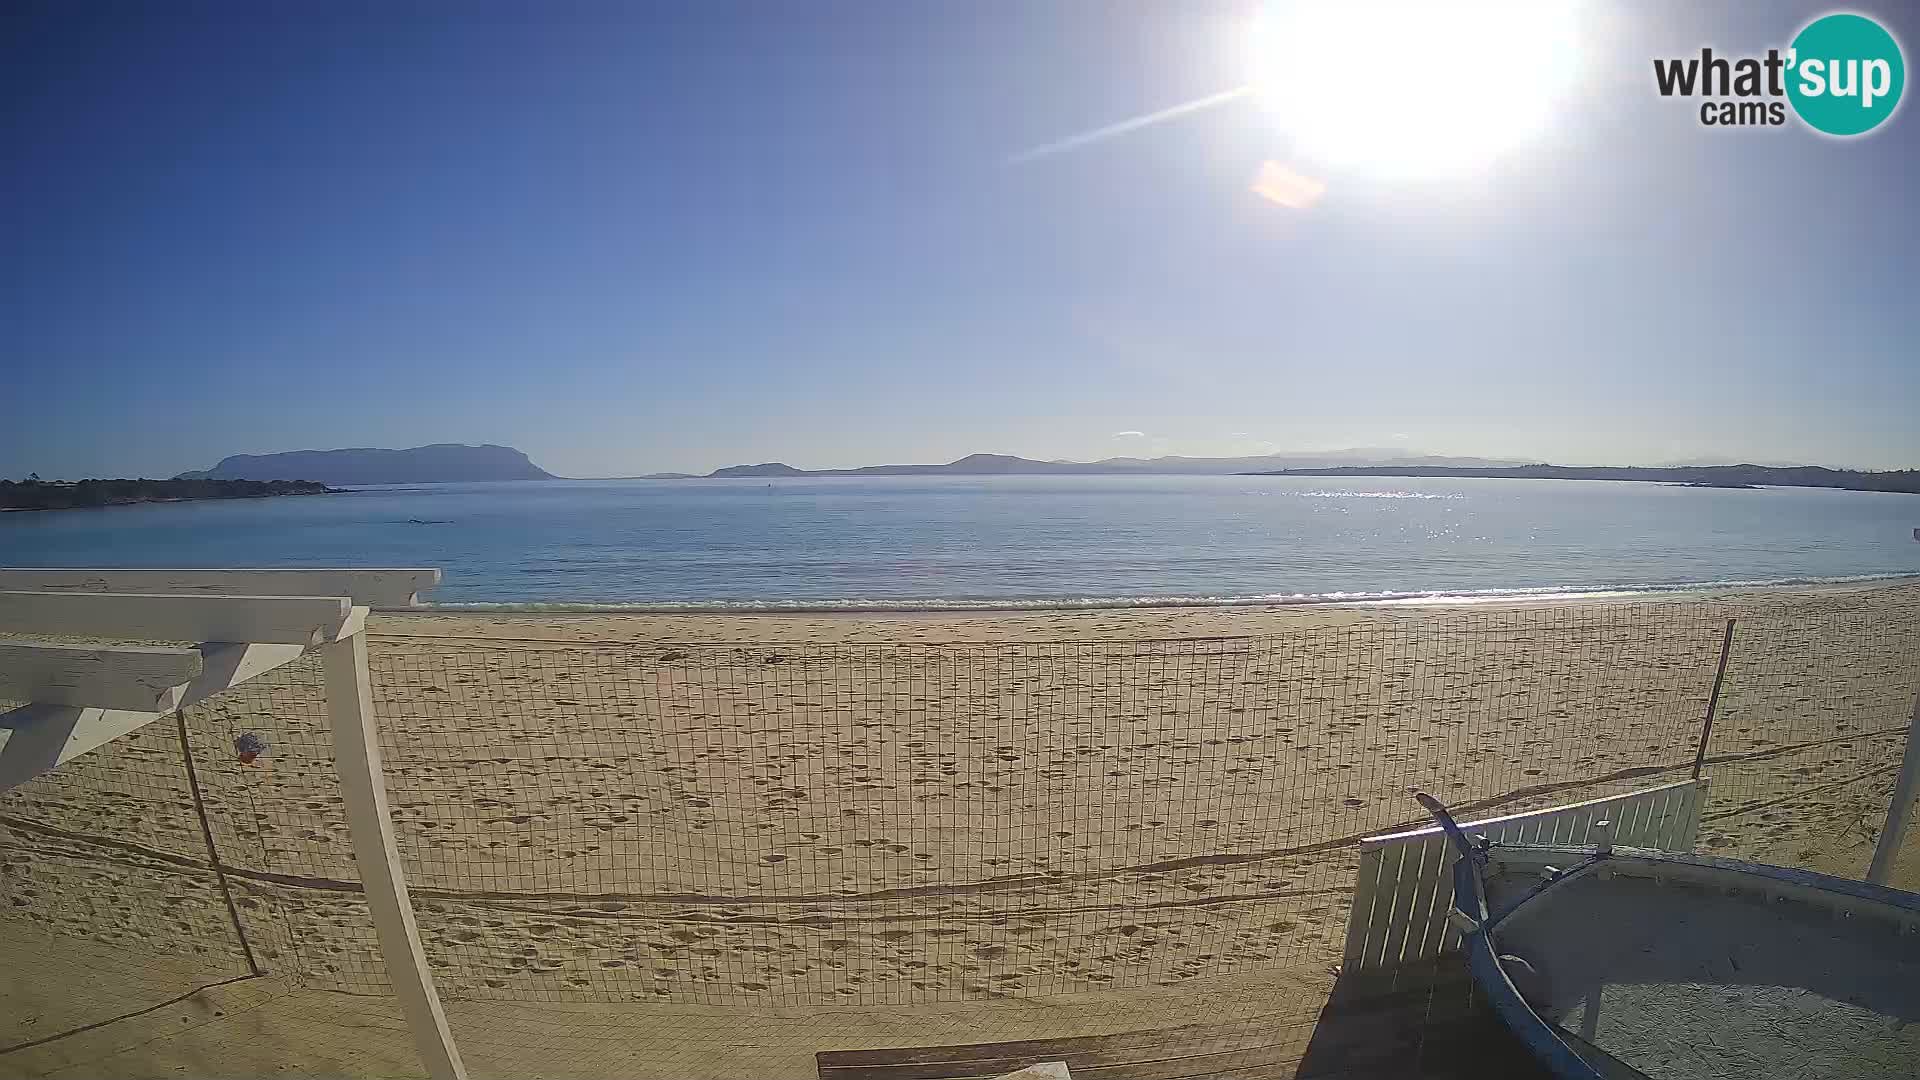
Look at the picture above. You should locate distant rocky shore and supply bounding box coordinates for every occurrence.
[1,477,336,512]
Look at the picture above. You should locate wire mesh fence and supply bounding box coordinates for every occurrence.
[362,609,1738,1007]
[0,702,262,1056]
[2,600,1917,1028]
[1695,609,1920,879]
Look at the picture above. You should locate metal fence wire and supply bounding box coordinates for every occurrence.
[2,602,1917,1012]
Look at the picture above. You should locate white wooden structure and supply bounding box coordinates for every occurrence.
[0,568,466,1080]
[1341,779,1709,977]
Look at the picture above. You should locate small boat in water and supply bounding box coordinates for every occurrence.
[1417,793,1920,1080]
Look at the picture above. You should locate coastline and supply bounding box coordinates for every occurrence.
[0,478,339,513]
[399,572,1920,615]
[372,575,1920,644]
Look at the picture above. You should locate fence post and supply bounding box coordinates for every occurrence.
[1867,679,1920,886]
[174,710,261,978]
[322,629,468,1080]
[1691,619,1736,780]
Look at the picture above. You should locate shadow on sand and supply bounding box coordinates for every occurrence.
[1295,960,1551,1079]
[811,961,1553,1080]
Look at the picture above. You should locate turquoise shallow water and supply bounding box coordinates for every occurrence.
[1,475,1916,608]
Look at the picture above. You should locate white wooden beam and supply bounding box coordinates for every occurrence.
[0,568,441,608]
[1868,680,1920,885]
[0,641,201,712]
[1359,778,1707,848]
[0,591,353,645]
[0,640,309,792]
[323,631,467,1080]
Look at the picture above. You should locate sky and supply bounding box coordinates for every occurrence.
[4,1,1917,480]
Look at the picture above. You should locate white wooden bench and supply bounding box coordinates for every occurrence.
[1341,779,1709,978]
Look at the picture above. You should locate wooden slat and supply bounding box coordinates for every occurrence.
[1675,777,1706,849]
[0,568,440,608]
[1362,844,1405,971]
[1373,839,1421,971]
[1340,848,1386,971]
[1361,780,1703,848]
[1342,781,1709,973]
[1617,791,1652,844]
[0,641,307,792]
[1648,785,1677,846]
[0,640,200,711]
[1557,802,1594,846]
[1398,830,1451,967]
[0,591,353,645]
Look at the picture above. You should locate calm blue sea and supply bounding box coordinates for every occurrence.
[2,476,1917,608]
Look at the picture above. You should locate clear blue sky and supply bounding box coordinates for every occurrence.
[4,1,1917,479]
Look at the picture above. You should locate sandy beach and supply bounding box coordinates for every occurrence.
[3,581,1918,1078]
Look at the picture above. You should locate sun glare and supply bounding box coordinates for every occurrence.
[1246,1,1585,178]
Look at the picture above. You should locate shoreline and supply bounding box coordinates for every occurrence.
[391,574,1920,618]
[370,576,1920,644]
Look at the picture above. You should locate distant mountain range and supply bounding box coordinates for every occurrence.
[1252,463,1920,494]
[706,450,1529,478]
[166,445,1910,491]
[177,444,556,485]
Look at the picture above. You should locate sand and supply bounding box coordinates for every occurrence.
[3,582,1918,1078]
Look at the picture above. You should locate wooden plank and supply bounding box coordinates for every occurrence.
[0,640,200,711]
[1398,831,1451,968]
[323,631,466,1080]
[1344,782,1713,974]
[1555,802,1594,847]
[1360,779,1702,847]
[1674,777,1706,851]
[1340,847,1386,972]
[0,641,308,792]
[0,591,352,645]
[1561,802,1597,846]
[1505,814,1540,846]
[1616,790,1653,845]
[1360,844,1403,971]
[1373,839,1422,971]
[1584,795,1624,847]
[1649,785,1679,848]
[0,568,440,608]
[1675,780,1707,847]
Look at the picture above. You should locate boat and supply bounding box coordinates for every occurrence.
[1416,792,1920,1079]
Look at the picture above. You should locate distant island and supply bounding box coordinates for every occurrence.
[2,477,335,512]
[177,443,556,485]
[705,450,1529,479]
[1242,463,1920,495]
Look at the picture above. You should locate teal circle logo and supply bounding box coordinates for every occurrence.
[1787,13,1905,136]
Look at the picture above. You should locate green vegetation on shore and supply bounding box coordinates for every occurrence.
[1,477,336,512]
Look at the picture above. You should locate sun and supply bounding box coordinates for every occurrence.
[1245,1,1586,179]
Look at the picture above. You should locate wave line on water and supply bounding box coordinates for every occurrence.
[411,572,1920,614]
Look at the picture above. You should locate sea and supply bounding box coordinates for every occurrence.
[2,475,1917,609]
